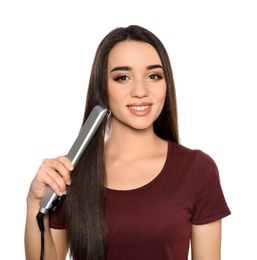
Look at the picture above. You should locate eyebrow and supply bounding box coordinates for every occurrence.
[110,64,163,72]
[147,64,163,70]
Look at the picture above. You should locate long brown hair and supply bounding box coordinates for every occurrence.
[66,25,179,260]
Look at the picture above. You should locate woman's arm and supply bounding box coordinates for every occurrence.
[191,220,222,260]
[24,156,73,260]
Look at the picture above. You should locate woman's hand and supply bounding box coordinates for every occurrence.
[27,156,74,201]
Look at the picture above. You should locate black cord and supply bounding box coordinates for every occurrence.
[36,211,45,260]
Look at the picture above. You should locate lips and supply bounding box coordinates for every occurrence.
[127,103,152,116]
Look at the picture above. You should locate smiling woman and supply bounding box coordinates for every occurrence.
[25,25,231,260]
[107,41,166,130]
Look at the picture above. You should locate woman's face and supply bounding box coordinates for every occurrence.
[107,40,166,131]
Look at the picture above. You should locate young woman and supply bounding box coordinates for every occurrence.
[25,25,231,260]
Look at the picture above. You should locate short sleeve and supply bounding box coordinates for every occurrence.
[191,150,231,225]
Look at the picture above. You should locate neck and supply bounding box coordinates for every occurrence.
[105,120,163,159]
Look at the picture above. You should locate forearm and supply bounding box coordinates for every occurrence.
[25,196,57,260]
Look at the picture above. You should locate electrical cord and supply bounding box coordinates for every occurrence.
[36,211,45,260]
[36,194,63,259]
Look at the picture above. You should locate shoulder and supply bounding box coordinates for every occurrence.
[168,141,216,165]
[167,141,219,178]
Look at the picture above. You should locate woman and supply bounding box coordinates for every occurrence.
[25,25,231,260]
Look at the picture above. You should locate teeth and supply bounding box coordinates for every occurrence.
[129,106,149,111]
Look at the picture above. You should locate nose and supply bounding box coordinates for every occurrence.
[130,80,149,98]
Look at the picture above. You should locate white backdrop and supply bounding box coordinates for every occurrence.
[1,0,256,259]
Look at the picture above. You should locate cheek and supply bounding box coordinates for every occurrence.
[155,84,167,102]
[107,88,123,113]
[156,86,167,113]
[107,85,116,102]
[108,88,120,106]
[108,84,129,104]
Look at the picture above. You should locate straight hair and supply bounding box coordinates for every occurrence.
[66,25,179,260]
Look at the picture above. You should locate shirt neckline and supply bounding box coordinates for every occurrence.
[107,140,172,194]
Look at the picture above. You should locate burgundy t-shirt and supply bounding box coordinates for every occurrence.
[49,141,231,259]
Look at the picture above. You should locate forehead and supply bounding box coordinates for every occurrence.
[108,40,162,68]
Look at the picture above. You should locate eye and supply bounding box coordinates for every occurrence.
[114,75,130,81]
[147,74,164,80]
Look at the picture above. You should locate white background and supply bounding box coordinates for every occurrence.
[1,0,256,259]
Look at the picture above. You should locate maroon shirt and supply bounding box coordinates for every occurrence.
[49,141,231,259]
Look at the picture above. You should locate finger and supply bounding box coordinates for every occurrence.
[38,163,67,196]
[55,156,74,171]
[42,157,72,185]
[55,156,73,184]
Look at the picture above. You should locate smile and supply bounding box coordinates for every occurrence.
[129,106,150,111]
[127,104,152,116]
